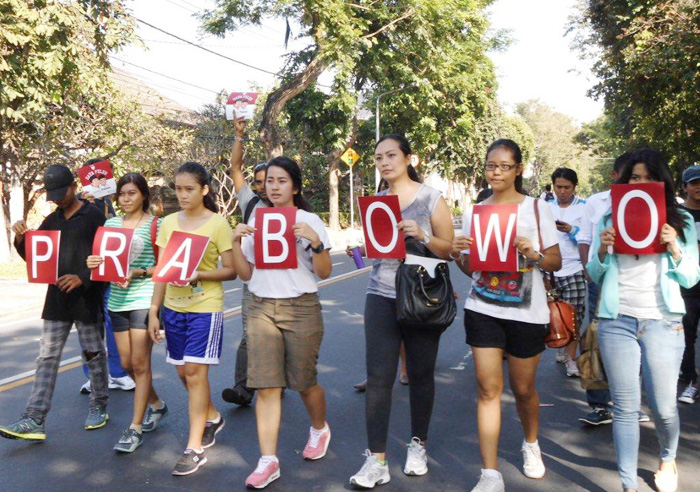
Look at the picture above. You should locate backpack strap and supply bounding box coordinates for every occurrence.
[243,195,261,224]
[150,216,159,259]
[533,198,556,291]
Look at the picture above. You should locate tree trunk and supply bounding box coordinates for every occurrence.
[0,181,11,262]
[259,55,327,158]
[328,161,340,231]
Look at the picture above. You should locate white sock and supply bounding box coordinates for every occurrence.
[207,412,221,424]
[522,439,539,449]
[261,454,279,463]
[482,468,501,479]
[310,423,328,435]
[129,423,142,433]
[150,399,164,410]
[189,447,203,454]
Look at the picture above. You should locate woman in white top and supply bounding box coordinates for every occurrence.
[231,156,332,490]
[451,139,561,492]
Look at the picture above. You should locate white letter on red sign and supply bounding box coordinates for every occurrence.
[156,238,192,282]
[473,212,518,263]
[98,231,128,278]
[32,236,53,279]
[262,213,288,264]
[365,202,399,254]
[617,190,658,250]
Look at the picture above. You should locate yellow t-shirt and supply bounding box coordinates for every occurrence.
[156,212,233,313]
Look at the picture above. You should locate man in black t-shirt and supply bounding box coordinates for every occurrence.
[679,166,700,404]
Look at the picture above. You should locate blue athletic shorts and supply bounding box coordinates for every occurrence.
[162,307,224,365]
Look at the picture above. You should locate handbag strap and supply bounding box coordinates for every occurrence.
[533,198,556,291]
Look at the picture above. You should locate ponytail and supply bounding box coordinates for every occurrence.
[175,162,219,213]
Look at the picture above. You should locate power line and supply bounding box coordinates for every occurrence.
[111,56,221,95]
[142,38,282,49]
[162,0,198,14]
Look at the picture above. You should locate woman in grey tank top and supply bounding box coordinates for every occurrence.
[349,134,454,489]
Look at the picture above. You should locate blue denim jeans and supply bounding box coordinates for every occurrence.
[598,315,685,490]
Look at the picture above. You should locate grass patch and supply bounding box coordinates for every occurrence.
[0,261,28,280]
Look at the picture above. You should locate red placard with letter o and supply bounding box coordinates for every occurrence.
[358,195,406,259]
[611,182,666,255]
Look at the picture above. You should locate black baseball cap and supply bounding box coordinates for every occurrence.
[44,164,74,201]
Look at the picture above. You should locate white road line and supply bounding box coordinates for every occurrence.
[224,287,241,293]
[0,356,82,386]
[1,316,41,329]
[332,262,343,266]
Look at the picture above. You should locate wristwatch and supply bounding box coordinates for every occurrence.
[420,229,431,245]
[534,251,545,264]
[310,243,325,254]
[139,269,149,278]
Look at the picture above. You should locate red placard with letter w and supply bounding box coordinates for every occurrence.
[611,182,666,255]
[469,204,519,272]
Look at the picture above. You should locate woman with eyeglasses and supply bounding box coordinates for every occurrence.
[451,139,561,492]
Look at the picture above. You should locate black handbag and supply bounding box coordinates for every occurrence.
[395,237,457,331]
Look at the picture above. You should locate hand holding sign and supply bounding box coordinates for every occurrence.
[90,227,135,282]
[358,195,406,259]
[152,231,210,284]
[611,182,666,255]
[25,231,61,284]
[469,204,519,272]
[254,207,298,269]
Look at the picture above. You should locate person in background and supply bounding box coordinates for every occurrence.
[588,148,699,492]
[548,168,587,377]
[221,116,271,408]
[0,165,109,441]
[677,165,700,404]
[539,184,554,202]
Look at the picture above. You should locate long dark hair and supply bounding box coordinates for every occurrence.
[116,173,150,212]
[175,162,218,213]
[617,148,686,242]
[486,139,524,194]
[266,156,312,212]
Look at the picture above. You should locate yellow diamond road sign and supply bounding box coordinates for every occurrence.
[340,147,360,167]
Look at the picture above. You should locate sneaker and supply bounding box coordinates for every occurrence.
[349,450,391,489]
[245,457,281,489]
[222,385,254,406]
[555,347,568,364]
[399,374,409,385]
[0,416,46,441]
[109,375,135,391]
[639,411,651,423]
[142,403,169,433]
[678,383,698,404]
[201,415,225,449]
[302,423,331,460]
[353,379,368,392]
[114,428,143,453]
[521,441,545,479]
[84,406,109,430]
[403,437,428,476]
[172,448,207,476]
[80,380,91,394]
[471,470,505,492]
[654,462,678,492]
[578,408,613,426]
[565,359,580,378]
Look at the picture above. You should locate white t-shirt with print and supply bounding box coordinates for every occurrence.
[461,197,559,324]
[242,209,331,299]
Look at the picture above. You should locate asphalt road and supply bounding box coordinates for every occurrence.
[1,252,699,491]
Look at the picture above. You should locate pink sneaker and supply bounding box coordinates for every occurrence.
[245,458,280,489]
[302,423,331,460]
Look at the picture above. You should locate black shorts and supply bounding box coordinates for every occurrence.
[464,309,548,359]
[109,309,150,332]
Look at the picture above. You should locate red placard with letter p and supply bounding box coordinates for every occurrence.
[152,231,210,284]
[25,230,61,284]
[91,227,135,282]
[469,204,519,272]
[611,182,666,255]
[358,195,406,259]
[254,207,298,269]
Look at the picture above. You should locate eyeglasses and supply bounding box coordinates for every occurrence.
[485,163,518,171]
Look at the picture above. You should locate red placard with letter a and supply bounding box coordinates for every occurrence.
[358,195,406,259]
[152,231,210,284]
[469,204,519,272]
[91,227,134,282]
[254,207,298,269]
[25,230,61,284]
[611,182,666,255]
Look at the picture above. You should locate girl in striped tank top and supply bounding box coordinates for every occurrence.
[86,173,167,453]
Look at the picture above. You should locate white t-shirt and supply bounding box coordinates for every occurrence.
[461,197,559,324]
[618,254,666,319]
[242,209,331,298]
[578,190,612,262]
[548,199,586,277]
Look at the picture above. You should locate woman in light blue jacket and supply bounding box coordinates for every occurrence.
[588,148,700,492]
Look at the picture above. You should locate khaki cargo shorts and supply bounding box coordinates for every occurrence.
[247,292,324,391]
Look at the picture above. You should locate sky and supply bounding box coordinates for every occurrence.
[115,0,603,124]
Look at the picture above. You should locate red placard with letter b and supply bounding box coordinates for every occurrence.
[611,182,666,255]
[254,207,298,269]
[358,195,406,259]
[25,230,61,284]
[152,231,210,284]
[91,227,134,282]
[469,204,519,272]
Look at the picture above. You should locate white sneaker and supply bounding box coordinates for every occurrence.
[521,441,545,479]
[349,450,391,489]
[565,359,580,378]
[555,347,567,364]
[109,375,135,391]
[471,470,505,492]
[403,437,428,476]
[678,383,698,404]
[79,380,91,394]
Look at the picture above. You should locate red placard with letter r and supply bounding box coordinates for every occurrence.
[611,182,666,255]
[90,227,135,282]
[469,204,519,272]
[358,195,406,259]
[152,231,210,284]
[254,207,298,269]
[25,230,61,284]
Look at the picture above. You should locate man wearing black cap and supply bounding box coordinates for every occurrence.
[0,164,110,441]
[678,165,700,405]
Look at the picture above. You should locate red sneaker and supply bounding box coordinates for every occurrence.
[302,423,331,460]
[245,458,280,489]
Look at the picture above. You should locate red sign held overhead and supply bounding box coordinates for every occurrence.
[469,204,519,272]
[90,227,135,282]
[25,230,61,284]
[152,231,210,284]
[254,207,298,269]
[611,182,666,255]
[358,195,406,259]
